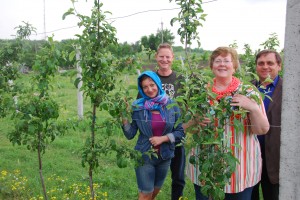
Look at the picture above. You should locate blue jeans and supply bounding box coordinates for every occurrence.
[135,156,171,193]
[194,184,254,200]
[171,145,186,200]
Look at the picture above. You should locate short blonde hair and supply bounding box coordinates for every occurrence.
[157,43,173,53]
[209,47,240,70]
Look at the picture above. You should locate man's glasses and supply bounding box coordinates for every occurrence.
[214,60,232,65]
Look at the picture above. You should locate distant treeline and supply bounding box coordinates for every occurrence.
[0,38,207,70]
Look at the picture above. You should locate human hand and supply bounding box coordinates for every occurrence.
[231,94,259,112]
[123,97,130,112]
[149,136,168,146]
[183,116,211,133]
[121,118,128,125]
[199,117,211,127]
[120,97,131,124]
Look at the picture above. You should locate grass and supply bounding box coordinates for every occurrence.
[0,71,195,199]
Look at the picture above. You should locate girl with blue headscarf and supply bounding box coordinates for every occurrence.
[122,71,184,200]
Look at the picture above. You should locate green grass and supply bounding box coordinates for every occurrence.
[0,72,195,199]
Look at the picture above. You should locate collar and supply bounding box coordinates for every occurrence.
[259,75,280,88]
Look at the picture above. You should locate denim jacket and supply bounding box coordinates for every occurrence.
[122,99,184,160]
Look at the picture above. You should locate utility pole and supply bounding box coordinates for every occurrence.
[161,21,164,43]
[280,0,300,199]
[43,0,47,39]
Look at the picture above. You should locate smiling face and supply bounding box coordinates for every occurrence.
[155,47,174,71]
[212,54,235,79]
[209,47,239,81]
[141,77,158,98]
[256,52,281,82]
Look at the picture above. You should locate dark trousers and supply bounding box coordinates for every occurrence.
[252,159,279,200]
[225,187,253,200]
[194,184,253,200]
[194,184,209,200]
[170,145,186,200]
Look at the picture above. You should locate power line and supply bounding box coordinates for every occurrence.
[36,0,219,37]
[37,25,78,36]
[108,7,180,20]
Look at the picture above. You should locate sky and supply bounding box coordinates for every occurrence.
[1,0,287,53]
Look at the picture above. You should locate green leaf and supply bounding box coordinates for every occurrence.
[62,8,74,20]
[69,50,76,62]
[74,77,81,89]
[116,157,128,168]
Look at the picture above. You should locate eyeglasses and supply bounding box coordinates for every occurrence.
[214,60,232,65]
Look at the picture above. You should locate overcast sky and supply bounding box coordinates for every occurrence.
[1,0,287,53]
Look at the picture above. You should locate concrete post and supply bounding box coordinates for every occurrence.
[76,47,84,119]
[279,0,300,199]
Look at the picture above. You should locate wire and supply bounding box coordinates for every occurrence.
[126,119,281,128]
[35,0,219,37]
[108,8,180,20]
[107,0,219,20]
[37,25,78,35]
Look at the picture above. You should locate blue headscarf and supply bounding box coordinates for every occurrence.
[132,71,169,120]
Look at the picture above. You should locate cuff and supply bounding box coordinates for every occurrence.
[166,133,175,143]
[123,123,131,132]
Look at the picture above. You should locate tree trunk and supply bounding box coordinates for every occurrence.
[38,132,48,200]
[89,104,97,199]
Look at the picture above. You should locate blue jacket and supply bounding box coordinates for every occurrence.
[122,99,184,160]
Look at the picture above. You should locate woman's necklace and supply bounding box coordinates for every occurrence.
[212,77,241,100]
